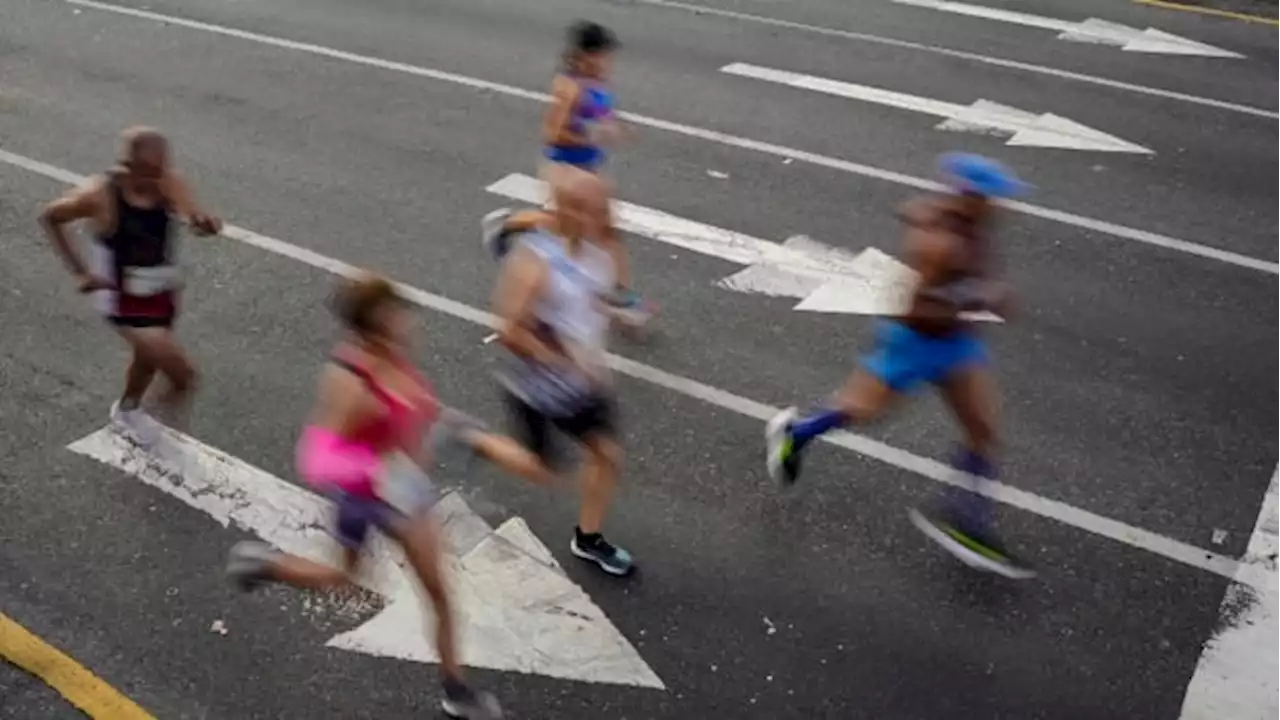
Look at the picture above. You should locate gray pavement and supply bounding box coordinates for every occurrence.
[0,0,1275,717]
[0,662,84,720]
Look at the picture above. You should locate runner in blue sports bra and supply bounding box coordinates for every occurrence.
[540,20,651,326]
[543,76,612,173]
[764,153,1035,580]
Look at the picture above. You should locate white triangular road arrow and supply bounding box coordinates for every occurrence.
[1122,27,1246,58]
[67,427,664,689]
[1007,113,1153,154]
[721,63,1153,154]
[793,248,1004,322]
[893,0,1243,58]
[328,516,662,686]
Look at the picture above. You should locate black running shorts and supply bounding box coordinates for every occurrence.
[504,390,616,464]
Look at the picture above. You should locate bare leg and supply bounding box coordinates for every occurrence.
[601,204,630,291]
[938,364,999,456]
[393,516,462,681]
[228,541,358,594]
[767,368,897,486]
[833,368,897,425]
[569,433,632,575]
[468,431,556,486]
[920,364,1032,576]
[576,435,620,535]
[120,351,157,408]
[265,546,357,591]
[117,327,197,428]
[936,363,1000,527]
[791,368,897,448]
[390,518,502,713]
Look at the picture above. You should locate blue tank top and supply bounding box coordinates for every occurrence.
[544,77,613,171]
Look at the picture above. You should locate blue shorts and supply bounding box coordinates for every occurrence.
[324,489,402,550]
[323,466,438,549]
[861,321,988,393]
[544,144,604,173]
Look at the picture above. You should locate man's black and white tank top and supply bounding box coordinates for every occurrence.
[91,173,178,318]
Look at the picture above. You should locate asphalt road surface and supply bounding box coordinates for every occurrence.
[0,0,1275,718]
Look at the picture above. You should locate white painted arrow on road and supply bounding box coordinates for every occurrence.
[485,174,862,282]
[68,427,664,689]
[485,174,1000,321]
[722,63,1153,154]
[1179,469,1278,720]
[893,0,1244,58]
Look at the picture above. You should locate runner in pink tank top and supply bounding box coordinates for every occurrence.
[295,344,438,498]
[222,273,544,720]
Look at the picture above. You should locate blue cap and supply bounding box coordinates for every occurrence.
[939,153,1027,199]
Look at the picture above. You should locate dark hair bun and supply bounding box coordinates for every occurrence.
[568,20,618,54]
[331,272,401,333]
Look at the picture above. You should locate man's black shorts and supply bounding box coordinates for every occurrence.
[504,391,616,464]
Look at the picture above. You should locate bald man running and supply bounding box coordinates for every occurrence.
[489,171,634,576]
[41,127,221,446]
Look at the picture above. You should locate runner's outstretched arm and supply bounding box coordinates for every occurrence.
[161,172,222,236]
[40,179,111,292]
[492,248,564,367]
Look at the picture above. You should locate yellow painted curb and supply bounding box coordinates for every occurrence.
[1133,0,1279,26]
[0,613,155,719]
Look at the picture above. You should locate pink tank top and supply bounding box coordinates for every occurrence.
[330,345,439,454]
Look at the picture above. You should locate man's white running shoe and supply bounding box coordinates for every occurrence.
[109,401,161,448]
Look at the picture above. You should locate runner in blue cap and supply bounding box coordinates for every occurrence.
[764,152,1033,579]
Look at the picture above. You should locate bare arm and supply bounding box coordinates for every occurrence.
[541,76,587,147]
[492,248,566,367]
[310,364,380,436]
[896,197,936,228]
[39,179,108,288]
[161,171,222,235]
[906,228,955,288]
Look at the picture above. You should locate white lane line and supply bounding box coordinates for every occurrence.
[61,0,1279,276]
[0,143,1250,587]
[1178,468,1278,719]
[630,0,1277,119]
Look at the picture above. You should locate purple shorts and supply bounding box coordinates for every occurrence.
[323,470,439,550]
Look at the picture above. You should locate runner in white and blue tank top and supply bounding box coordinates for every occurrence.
[499,228,613,417]
[490,171,635,577]
[540,20,652,325]
[765,153,1035,580]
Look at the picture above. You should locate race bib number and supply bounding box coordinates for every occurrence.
[375,452,438,517]
[122,265,182,297]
